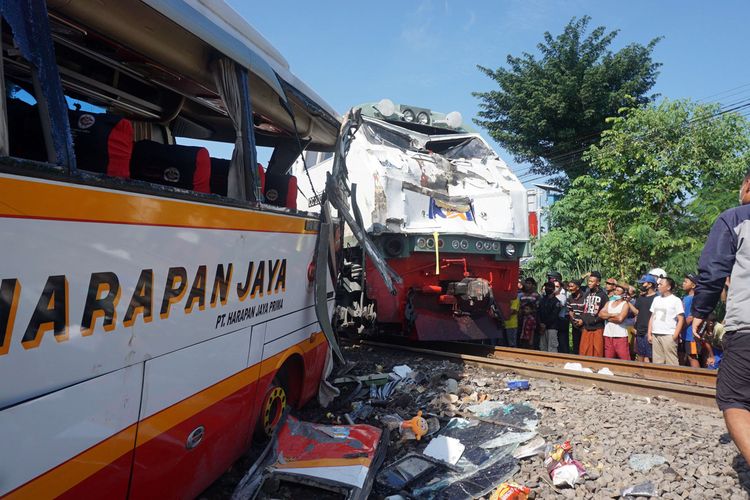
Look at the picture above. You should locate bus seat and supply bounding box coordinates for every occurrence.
[69,109,133,178]
[209,158,230,196]
[264,173,297,210]
[130,140,211,193]
[210,159,266,197]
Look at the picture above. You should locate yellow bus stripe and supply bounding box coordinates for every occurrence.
[5,332,327,499]
[275,457,374,469]
[3,425,137,500]
[0,176,315,234]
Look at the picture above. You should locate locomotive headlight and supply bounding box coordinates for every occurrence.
[417,237,426,248]
[459,239,468,250]
[417,111,430,125]
[403,109,415,122]
[505,244,516,257]
[492,241,501,251]
[483,241,492,250]
[451,240,459,250]
[426,238,435,249]
[475,241,483,251]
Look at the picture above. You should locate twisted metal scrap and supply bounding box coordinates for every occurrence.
[325,109,402,294]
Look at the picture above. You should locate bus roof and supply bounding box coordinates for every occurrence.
[142,0,338,121]
[48,0,340,149]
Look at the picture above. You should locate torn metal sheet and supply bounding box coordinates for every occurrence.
[233,414,388,500]
[314,221,345,364]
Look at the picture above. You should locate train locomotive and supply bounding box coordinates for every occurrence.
[297,100,529,341]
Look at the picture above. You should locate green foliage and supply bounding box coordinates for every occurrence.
[473,16,661,186]
[526,99,750,285]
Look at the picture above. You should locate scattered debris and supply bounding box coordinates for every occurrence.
[620,480,657,497]
[489,481,531,499]
[209,345,741,499]
[628,453,667,472]
[445,378,459,394]
[376,453,454,493]
[400,410,429,440]
[506,379,530,390]
[232,414,387,500]
[543,441,586,488]
[513,436,547,459]
[423,435,465,465]
[563,362,594,373]
[597,367,614,376]
[392,364,413,378]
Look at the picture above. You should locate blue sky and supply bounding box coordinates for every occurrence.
[225,0,750,184]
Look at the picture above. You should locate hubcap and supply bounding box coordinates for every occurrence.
[262,386,286,436]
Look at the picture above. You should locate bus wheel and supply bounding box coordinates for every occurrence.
[258,377,287,439]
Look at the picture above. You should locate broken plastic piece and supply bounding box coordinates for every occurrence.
[512,436,546,459]
[489,481,531,500]
[621,480,657,497]
[333,372,390,385]
[376,453,452,492]
[392,364,413,378]
[628,453,666,472]
[423,435,465,465]
[597,367,614,376]
[379,414,403,431]
[506,380,530,390]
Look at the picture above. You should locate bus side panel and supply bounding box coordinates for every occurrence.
[253,306,327,420]
[0,365,141,499]
[128,328,261,499]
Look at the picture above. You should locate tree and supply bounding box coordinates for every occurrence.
[473,16,661,186]
[526,99,750,283]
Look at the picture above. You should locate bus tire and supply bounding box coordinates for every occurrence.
[256,374,288,440]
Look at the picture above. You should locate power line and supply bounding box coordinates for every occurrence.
[696,82,750,103]
[516,100,750,187]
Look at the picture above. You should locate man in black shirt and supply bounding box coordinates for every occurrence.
[580,271,609,357]
[629,274,658,362]
[538,282,562,352]
[567,279,585,354]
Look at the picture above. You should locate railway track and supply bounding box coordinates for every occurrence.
[356,338,717,408]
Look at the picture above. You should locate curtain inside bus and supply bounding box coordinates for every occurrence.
[212,58,261,202]
[0,0,76,168]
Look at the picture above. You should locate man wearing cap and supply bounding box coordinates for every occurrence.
[648,277,684,365]
[629,274,658,362]
[682,274,700,368]
[692,168,750,464]
[649,268,667,291]
[604,278,618,298]
[580,271,608,357]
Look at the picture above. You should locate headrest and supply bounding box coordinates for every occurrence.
[264,173,297,210]
[69,109,133,178]
[131,141,210,193]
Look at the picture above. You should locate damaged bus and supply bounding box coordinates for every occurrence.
[0,1,344,497]
[297,100,528,342]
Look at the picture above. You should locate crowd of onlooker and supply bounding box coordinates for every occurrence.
[502,268,728,369]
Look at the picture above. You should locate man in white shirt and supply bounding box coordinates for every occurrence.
[648,277,685,365]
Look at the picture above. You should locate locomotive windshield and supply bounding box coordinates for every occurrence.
[429,136,496,160]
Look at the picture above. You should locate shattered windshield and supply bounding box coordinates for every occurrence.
[361,121,416,151]
[432,137,495,160]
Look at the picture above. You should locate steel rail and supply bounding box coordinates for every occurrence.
[360,340,717,408]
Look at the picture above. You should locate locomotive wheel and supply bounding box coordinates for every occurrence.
[257,377,287,439]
